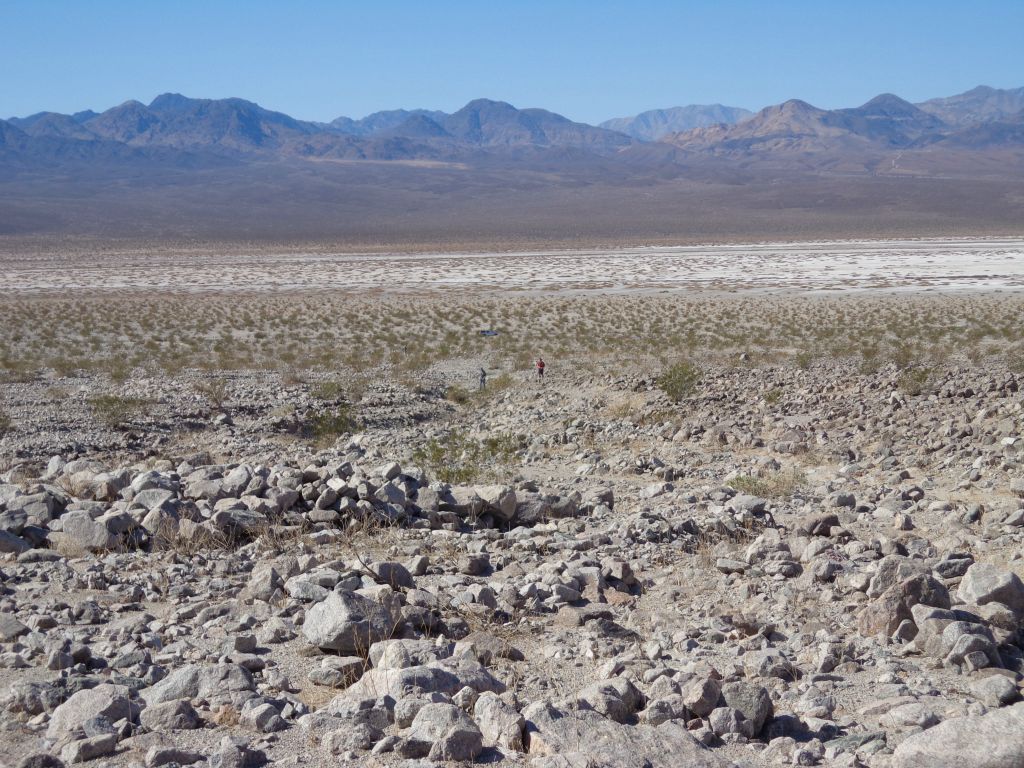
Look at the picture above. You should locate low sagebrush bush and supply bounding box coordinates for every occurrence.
[1004,345,1024,374]
[88,394,151,429]
[445,385,471,405]
[732,468,806,499]
[311,380,345,401]
[194,377,231,410]
[897,366,935,396]
[304,406,358,446]
[794,350,815,370]
[413,430,521,485]
[657,361,701,403]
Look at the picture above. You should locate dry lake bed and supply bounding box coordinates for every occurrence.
[2,237,1023,295]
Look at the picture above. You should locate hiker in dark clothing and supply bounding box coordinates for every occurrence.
[479,367,487,390]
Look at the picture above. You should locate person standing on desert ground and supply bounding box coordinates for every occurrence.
[536,357,545,381]
[478,367,487,391]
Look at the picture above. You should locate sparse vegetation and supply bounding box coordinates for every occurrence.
[303,406,358,446]
[194,377,231,410]
[88,394,152,429]
[5,250,1024,763]
[731,468,807,499]
[794,350,815,370]
[45,385,70,401]
[898,366,936,396]
[413,430,522,484]
[657,361,701,403]
[445,385,471,405]
[0,409,11,436]
[604,395,646,421]
[0,292,1022,381]
[1004,345,1024,374]
[311,380,346,401]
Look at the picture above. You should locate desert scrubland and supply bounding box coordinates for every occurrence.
[2,239,1024,767]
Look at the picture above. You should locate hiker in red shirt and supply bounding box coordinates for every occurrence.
[536,357,545,381]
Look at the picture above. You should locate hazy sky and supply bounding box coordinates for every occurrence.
[3,0,1023,123]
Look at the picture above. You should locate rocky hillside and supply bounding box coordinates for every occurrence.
[916,85,1024,128]
[2,352,1024,766]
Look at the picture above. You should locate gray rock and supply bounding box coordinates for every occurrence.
[141,663,255,706]
[302,590,396,654]
[341,657,504,700]
[958,563,1024,616]
[892,701,1024,767]
[0,529,31,554]
[46,684,137,739]
[0,612,29,641]
[145,747,204,768]
[139,698,203,730]
[16,756,65,768]
[720,681,773,735]
[61,733,118,764]
[474,691,525,750]
[709,706,754,738]
[241,702,287,732]
[682,677,721,718]
[408,703,483,762]
[971,675,1020,707]
[524,700,724,766]
[58,510,116,550]
[474,484,517,521]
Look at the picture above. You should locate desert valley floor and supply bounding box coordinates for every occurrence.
[1,237,1024,768]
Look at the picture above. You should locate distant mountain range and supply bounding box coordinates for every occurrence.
[916,85,1024,127]
[3,95,633,162]
[600,105,753,140]
[4,85,1023,168]
[1,85,1022,242]
[663,91,1021,152]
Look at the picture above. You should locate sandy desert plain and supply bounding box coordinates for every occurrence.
[2,236,1024,768]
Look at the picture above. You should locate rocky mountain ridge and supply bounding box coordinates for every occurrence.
[5,85,1023,165]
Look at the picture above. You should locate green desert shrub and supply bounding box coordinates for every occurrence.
[1004,345,1024,374]
[657,361,701,403]
[194,377,231,410]
[732,468,806,499]
[413,430,521,484]
[311,380,346,401]
[445,385,471,405]
[304,405,358,445]
[897,366,935,396]
[88,394,151,429]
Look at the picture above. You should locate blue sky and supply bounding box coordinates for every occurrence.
[3,0,1022,123]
